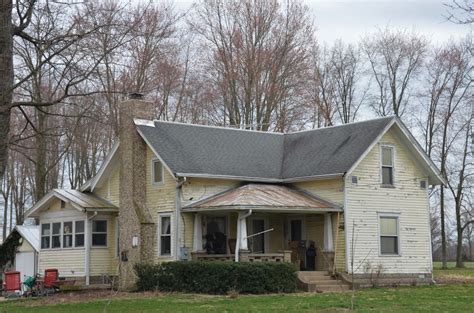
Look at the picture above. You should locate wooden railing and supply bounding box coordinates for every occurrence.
[191,250,292,263]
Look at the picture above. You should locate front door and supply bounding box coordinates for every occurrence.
[251,219,266,253]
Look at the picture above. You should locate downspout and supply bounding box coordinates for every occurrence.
[342,172,350,274]
[85,210,98,285]
[175,177,186,261]
[235,210,252,262]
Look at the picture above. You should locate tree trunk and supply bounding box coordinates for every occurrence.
[456,201,464,268]
[0,0,13,180]
[440,185,448,269]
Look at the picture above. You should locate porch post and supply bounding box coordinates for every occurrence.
[324,213,334,251]
[235,210,252,261]
[85,215,91,286]
[239,213,248,250]
[192,213,202,252]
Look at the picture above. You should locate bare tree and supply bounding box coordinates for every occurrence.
[361,27,428,117]
[444,0,474,24]
[423,39,472,268]
[190,0,313,131]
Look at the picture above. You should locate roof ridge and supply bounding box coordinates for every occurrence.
[142,116,396,136]
[151,119,284,135]
[285,116,396,135]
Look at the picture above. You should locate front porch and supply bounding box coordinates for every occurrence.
[183,184,344,272]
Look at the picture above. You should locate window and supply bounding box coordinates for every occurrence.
[92,220,107,246]
[152,159,163,184]
[420,180,427,189]
[290,219,303,242]
[41,224,51,249]
[60,200,66,209]
[63,222,73,248]
[379,216,399,255]
[75,221,85,247]
[52,222,61,248]
[159,215,171,256]
[381,146,394,185]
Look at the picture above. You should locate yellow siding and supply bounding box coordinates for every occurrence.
[268,215,284,252]
[146,146,176,261]
[90,215,118,276]
[346,129,431,274]
[295,179,344,205]
[305,215,328,270]
[181,178,239,207]
[95,166,120,207]
[17,240,34,253]
[39,249,85,277]
[332,213,345,271]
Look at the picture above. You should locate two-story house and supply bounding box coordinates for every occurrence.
[26,95,444,290]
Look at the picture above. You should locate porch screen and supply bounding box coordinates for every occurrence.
[379,216,399,255]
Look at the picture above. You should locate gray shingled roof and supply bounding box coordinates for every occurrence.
[136,117,395,181]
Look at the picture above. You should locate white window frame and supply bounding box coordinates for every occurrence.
[40,220,88,250]
[380,144,395,187]
[51,222,62,249]
[377,213,401,257]
[40,223,51,249]
[287,216,306,242]
[62,221,74,249]
[74,220,85,248]
[91,219,108,248]
[151,158,164,186]
[158,213,173,257]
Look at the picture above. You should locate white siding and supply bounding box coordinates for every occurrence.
[345,129,431,274]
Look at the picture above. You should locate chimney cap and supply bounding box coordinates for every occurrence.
[128,92,144,100]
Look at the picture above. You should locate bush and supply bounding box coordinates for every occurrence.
[134,261,297,294]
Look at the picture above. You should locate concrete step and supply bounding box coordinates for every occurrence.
[298,271,329,277]
[307,284,350,293]
[305,279,340,285]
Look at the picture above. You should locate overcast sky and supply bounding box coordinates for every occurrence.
[175,0,472,44]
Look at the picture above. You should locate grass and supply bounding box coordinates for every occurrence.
[433,261,474,282]
[1,284,474,313]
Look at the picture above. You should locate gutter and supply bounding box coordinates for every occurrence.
[174,173,345,183]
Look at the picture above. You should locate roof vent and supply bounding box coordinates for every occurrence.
[128,92,144,100]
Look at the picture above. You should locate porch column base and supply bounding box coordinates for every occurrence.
[191,250,206,261]
[280,250,292,263]
[239,249,250,262]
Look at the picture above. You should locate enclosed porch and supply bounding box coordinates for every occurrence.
[183,184,344,272]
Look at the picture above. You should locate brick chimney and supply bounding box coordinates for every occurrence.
[118,94,155,290]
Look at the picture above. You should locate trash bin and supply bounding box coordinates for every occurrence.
[306,242,316,271]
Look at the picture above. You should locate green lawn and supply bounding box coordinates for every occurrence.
[433,261,474,282]
[1,284,474,313]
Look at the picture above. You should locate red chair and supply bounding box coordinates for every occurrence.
[3,271,22,297]
[43,269,59,288]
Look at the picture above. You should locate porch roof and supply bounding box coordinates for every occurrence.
[26,189,118,218]
[182,184,342,213]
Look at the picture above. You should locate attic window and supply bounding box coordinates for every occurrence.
[60,200,66,208]
[152,159,164,184]
[381,146,394,186]
[420,180,427,189]
[351,176,358,184]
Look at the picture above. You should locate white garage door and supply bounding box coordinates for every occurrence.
[15,252,35,282]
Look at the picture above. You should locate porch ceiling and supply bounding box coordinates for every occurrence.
[182,184,342,213]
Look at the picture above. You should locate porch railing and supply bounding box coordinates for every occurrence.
[191,250,292,263]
